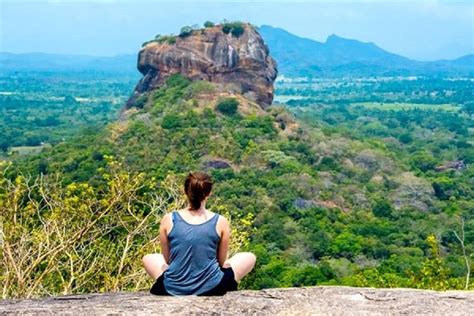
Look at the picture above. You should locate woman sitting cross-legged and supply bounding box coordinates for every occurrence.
[143,172,256,296]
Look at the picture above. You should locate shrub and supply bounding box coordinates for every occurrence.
[410,150,437,172]
[221,21,245,37]
[189,80,215,95]
[179,26,193,38]
[133,93,148,109]
[222,24,231,34]
[157,35,176,45]
[372,199,393,218]
[231,25,245,37]
[216,97,239,115]
[166,74,191,88]
[204,21,214,28]
[161,113,182,129]
[432,177,456,200]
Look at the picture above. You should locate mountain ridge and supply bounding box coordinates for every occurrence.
[1,25,472,77]
[259,24,473,77]
[0,52,138,74]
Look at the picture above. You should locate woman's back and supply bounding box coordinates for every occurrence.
[163,210,224,295]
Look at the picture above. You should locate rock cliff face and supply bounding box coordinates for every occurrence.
[2,286,472,315]
[126,23,277,109]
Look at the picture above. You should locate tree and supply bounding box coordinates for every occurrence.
[221,21,245,37]
[0,141,9,152]
[216,98,239,115]
[410,151,437,172]
[329,231,362,258]
[203,21,214,28]
[432,177,456,200]
[161,113,182,129]
[64,95,77,104]
[372,199,393,218]
[453,218,471,290]
[412,235,450,290]
[179,26,193,37]
[166,74,191,88]
[133,93,148,109]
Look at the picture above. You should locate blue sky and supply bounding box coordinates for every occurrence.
[0,0,472,60]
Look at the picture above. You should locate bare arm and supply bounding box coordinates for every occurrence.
[217,216,231,267]
[159,213,172,264]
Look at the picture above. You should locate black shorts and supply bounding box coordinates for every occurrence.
[150,266,238,296]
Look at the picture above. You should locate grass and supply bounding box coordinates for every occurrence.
[352,102,461,112]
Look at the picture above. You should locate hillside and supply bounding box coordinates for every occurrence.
[258,25,474,77]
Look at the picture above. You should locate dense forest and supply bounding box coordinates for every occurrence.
[1,71,472,298]
[0,72,137,154]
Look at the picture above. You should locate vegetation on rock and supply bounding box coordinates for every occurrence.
[222,21,246,37]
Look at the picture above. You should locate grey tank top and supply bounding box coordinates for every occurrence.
[163,210,224,295]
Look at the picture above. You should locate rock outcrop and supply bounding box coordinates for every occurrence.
[1,286,472,315]
[126,23,277,109]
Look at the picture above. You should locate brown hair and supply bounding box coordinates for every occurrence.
[184,172,213,210]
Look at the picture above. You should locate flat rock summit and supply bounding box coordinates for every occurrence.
[126,23,277,109]
[1,286,472,315]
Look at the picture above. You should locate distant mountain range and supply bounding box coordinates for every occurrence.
[1,25,472,78]
[0,52,137,75]
[258,25,473,77]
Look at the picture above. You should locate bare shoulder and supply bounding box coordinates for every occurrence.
[163,212,173,221]
[160,212,173,228]
[216,214,230,228]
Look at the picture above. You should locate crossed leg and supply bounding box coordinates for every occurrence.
[142,251,256,283]
[142,253,169,280]
[222,252,257,282]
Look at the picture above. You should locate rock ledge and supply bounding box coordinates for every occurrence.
[1,286,473,315]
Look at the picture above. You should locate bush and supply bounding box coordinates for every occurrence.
[432,177,456,200]
[216,97,239,115]
[188,80,215,95]
[372,199,393,218]
[204,21,214,28]
[166,74,191,88]
[157,35,176,45]
[231,26,245,37]
[221,21,245,37]
[161,113,182,129]
[179,26,193,38]
[133,93,148,109]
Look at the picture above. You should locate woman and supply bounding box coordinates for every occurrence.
[142,172,257,296]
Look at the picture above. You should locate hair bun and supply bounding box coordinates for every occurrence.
[184,172,213,210]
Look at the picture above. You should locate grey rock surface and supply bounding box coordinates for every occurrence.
[1,286,473,315]
[126,23,278,109]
